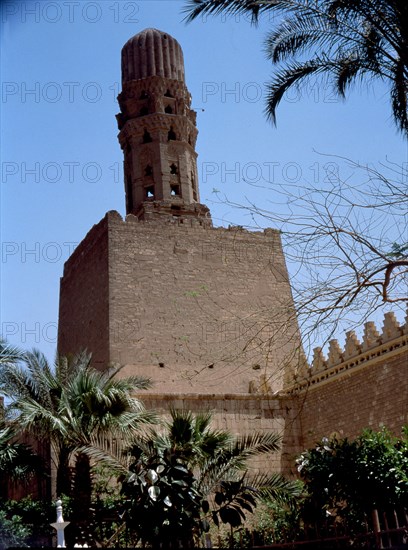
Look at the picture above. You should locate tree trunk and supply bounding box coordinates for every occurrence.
[56,446,72,497]
[73,452,92,521]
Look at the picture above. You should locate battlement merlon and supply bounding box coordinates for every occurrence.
[284,311,408,394]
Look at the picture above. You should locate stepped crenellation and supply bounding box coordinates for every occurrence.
[286,311,407,393]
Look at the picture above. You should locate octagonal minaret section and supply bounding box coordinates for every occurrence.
[117,29,211,225]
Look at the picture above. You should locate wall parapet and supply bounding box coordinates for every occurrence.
[283,312,408,395]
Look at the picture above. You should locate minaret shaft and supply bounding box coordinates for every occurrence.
[117,29,211,225]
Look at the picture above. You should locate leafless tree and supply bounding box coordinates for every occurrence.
[212,154,408,351]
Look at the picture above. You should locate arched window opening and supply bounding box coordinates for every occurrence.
[170,163,178,175]
[191,172,198,201]
[170,184,181,196]
[144,165,153,177]
[140,90,148,99]
[143,129,152,143]
[164,104,173,114]
[168,127,176,141]
[145,185,155,199]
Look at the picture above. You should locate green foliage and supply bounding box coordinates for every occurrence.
[0,423,42,485]
[256,489,305,544]
[244,427,408,545]
[0,495,127,549]
[0,348,153,499]
[119,410,299,547]
[0,339,24,368]
[121,446,205,547]
[0,510,30,550]
[211,475,258,529]
[388,242,408,258]
[184,0,408,135]
[0,497,54,548]
[297,427,408,532]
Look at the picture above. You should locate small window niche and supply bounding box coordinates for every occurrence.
[164,104,173,114]
[145,185,155,199]
[140,90,148,99]
[143,129,152,143]
[144,165,153,177]
[170,163,178,175]
[164,89,174,98]
[171,204,181,216]
[139,106,149,116]
[168,127,177,141]
[170,184,181,197]
[191,172,198,201]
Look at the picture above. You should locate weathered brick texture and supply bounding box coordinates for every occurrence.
[294,350,408,451]
[58,217,109,367]
[142,394,301,474]
[58,211,302,396]
[283,320,408,456]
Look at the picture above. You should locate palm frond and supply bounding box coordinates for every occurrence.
[265,10,333,63]
[265,61,323,123]
[248,471,304,504]
[75,443,129,475]
[232,431,282,459]
[0,339,24,365]
[15,397,69,438]
[197,431,282,494]
[336,56,363,96]
[182,0,265,25]
[0,423,43,482]
[183,0,408,136]
[391,59,408,134]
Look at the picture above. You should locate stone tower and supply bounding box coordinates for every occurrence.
[58,30,304,472]
[117,29,210,225]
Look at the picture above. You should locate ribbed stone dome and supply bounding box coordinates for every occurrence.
[121,28,185,85]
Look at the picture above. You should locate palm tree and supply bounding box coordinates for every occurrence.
[150,409,233,466]
[119,409,301,547]
[0,348,154,500]
[0,339,44,498]
[0,338,24,366]
[183,0,408,136]
[0,423,42,498]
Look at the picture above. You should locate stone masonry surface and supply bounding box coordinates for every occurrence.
[58,210,302,397]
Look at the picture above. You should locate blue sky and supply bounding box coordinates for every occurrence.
[1,0,407,361]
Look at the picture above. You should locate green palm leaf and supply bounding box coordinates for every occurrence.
[0,344,154,500]
[183,0,408,135]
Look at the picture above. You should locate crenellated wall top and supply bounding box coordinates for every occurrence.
[284,311,408,394]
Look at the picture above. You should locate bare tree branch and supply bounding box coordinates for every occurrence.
[209,156,407,351]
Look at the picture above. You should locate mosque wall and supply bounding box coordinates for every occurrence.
[58,210,301,396]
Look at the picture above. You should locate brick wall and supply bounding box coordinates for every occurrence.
[293,350,408,451]
[58,210,302,395]
[283,316,408,455]
[142,393,301,475]
[57,210,407,479]
[58,215,110,368]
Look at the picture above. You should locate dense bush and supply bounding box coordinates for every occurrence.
[295,427,408,536]
[0,498,54,549]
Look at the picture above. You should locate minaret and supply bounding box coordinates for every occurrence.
[117,28,211,225]
[58,30,304,479]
